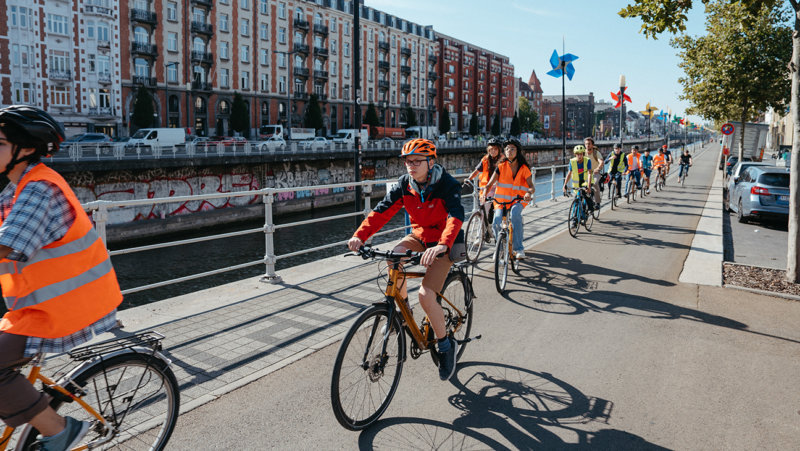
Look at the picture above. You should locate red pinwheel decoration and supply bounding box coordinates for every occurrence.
[610,90,631,109]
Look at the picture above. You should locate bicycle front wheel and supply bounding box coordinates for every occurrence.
[434,272,473,363]
[464,211,485,263]
[19,353,180,451]
[610,182,618,209]
[583,200,594,232]
[567,199,580,238]
[494,232,509,293]
[331,305,404,430]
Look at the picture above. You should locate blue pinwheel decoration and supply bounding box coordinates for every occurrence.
[546,50,579,80]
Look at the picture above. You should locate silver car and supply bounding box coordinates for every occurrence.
[723,161,771,211]
[728,166,789,223]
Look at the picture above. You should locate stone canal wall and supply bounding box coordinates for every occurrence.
[49,140,663,244]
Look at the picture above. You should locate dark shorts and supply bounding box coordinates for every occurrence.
[0,333,50,427]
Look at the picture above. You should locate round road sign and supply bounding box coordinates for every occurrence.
[721,123,734,135]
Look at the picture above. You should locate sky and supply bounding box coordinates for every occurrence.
[365,0,708,124]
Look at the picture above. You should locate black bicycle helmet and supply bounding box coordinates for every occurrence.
[487,137,502,148]
[503,137,522,152]
[0,105,65,177]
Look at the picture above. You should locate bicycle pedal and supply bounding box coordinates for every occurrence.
[456,334,482,344]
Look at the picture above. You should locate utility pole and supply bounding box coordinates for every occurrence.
[353,0,362,218]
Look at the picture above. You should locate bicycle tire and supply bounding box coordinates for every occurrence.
[567,199,580,238]
[464,211,485,263]
[610,182,617,209]
[18,353,180,451]
[331,305,404,430]
[494,232,509,293]
[583,199,593,232]
[591,195,600,220]
[431,272,473,364]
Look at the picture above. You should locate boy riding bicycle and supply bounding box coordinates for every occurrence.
[347,139,464,381]
[563,145,595,210]
[0,106,122,451]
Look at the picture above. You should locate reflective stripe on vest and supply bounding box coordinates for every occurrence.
[0,164,122,338]
[609,154,625,173]
[627,153,641,170]
[570,157,591,187]
[493,161,531,208]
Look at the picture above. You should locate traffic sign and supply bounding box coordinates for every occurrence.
[721,123,734,135]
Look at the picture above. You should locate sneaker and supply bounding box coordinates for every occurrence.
[36,416,89,451]
[514,251,526,260]
[437,337,458,381]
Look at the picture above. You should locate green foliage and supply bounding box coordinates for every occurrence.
[303,94,324,131]
[518,97,544,134]
[405,107,418,127]
[469,112,479,136]
[439,110,451,135]
[230,92,249,136]
[491,113,501,136]
[510,112,521,136]
[131,86,155,129]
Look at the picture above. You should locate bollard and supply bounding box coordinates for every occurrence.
[260,190,282,283]
[92,202,109,246]
[551,167,556,201]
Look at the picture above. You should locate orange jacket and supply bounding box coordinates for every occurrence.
[494,161,532,208]
[479,156,492,187]
[0,164,122,338]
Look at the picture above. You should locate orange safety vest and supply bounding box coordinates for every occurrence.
[494,161,532,208]
[478,155,491,187]
[0,164,122,338]
[653,154,667,167]
[627,152,641,170]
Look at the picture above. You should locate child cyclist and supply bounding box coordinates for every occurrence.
[347,138,464,381]
[562,145,595,211]
[463,137,504,239]
[482,138,534,260]
[641,148,654,194]
[0,106,122,451]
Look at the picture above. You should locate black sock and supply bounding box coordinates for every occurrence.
[437,336,451,353]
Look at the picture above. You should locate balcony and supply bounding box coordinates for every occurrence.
[400,65,411,75]
[85,5,113,18]
[400,102,410,108]
[192,80,212,91]
[88,107,113,116]
[293,67,310,77]
[428,54,437,63]
[132,76,157,87]
[191,51,214,64]
[400,46,411,56]
[378,80,389,90]
[428,71,437,80]
[49,70,72,81]
[313,70,328,79]
[293,91,309,100]
[132,42,158,57]
[191,0,213,6]
[130,9,157,25]
[400,83,411,92]
[313,23,328,35]
[378,41,389,52]
[316,93,328,102]
[98,72,112,84]
[293,43,309,55]
[294,19,309,31]
[191,21,214,35]
[314,47,329,58]
[97,39,111,49]
[378,61,390,71]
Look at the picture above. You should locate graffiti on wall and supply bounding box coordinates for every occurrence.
[265,161,354,201]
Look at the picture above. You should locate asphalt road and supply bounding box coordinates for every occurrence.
[168,147,800,449]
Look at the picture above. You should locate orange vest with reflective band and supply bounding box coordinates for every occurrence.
[494,161,532,208]
[627,153,641,170]
[0,164,122,338]
[653,154,667,167]
[479,156,491,187]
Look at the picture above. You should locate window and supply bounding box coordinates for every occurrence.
[278,53,286,67]
[167,2,177,21]
[20,45,29,67]
[368,29,373,42]
[330,39,337,54]
[15,83,34,104]
[11,44,19,66]
[134,58,150,77]
[260,73,269,91]
[241,19,250,36]
[331,61,337,76]
[241,0,250,10]
[241,71,250,90]
[220,14,229,32]
[278,2,286,19]
[87,20,95,39]
[241,45,250,63]
[48,50,69,73]
[368,68,373,82]
[220,42,229,59]
[448,64,454,73]
[344,63,350,78]
[260,23,269,40]
[330,82,337,99]
[344,43,349,57]
[391,55,396,66]
[260,49,269,65]
[167,33,178,52]
[87,54,95,72]
[221,68,230,88]
[47,14,69,35]
[192,37,205,53]
[278,27,286,44]
[368,88,373,102]
[345,22,350,36]
[98,55,110,74]
[330,17,336,33]
[51,86,70,107]
[279,75,286,93]
[260,0,269,14]
[97,22,110,42]
[368,48,373,62]
[294,7,303,21]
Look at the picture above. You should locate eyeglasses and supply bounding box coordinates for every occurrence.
[405,159,427,167]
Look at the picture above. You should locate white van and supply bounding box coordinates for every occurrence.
[126,128,186,150]
[332,128,368,146]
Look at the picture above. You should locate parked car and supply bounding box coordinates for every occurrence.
[724,155,754,176]
[301,137,329,151]
[62,132,113,154]
[724,161,771,211]
[258,136,286,152]
[728,166,789,223]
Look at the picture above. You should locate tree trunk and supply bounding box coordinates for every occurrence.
[738,111,747,162]
[786,8,800,283]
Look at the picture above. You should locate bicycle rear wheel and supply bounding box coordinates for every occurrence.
[18,353,180,451]
[494,232,509,293]
[583,200,594,232]
[331,305,404,430]
[567,199,580,238]
[464,211,485,263]
[610,182,618,209]
[432,272,473,363]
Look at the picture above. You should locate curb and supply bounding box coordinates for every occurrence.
[723,283,800,302]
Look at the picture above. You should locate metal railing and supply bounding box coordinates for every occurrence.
[83,160,577,295]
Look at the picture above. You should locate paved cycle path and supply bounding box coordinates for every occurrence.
[158,143,800,449]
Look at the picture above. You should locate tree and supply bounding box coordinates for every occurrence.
[304,94,324,132]
[468,112,479,136]
[620,0,800,282]
[131,85,155,130]
[518,97,544,134]
[230,92,249,137]
[364,102,380,139]
[439,109,451,135]
[491,113,501,136]
[510,112,521,136]
[405,107,418,127]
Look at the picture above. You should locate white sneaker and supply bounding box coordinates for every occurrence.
[514,251,525,260]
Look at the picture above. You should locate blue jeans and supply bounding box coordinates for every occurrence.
[679,163,690,178]
[493,203,524,253]
[625,170,642,193]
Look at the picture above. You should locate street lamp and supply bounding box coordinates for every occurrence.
[274,50,297,139]
[619,75,626,150]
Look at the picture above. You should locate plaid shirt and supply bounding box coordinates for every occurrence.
[0,163,117,357]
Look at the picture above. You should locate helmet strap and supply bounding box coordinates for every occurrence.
[0,144,29,180]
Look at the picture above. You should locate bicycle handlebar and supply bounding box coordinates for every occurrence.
[349,245,446,264]
[484,195,524,207]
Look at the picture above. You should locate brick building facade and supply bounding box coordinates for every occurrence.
[541,93,595,140]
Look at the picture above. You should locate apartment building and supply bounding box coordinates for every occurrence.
[518,70,543,116]
[0,0,123,137]
[435,33,515,135]
[541,93,595,140]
